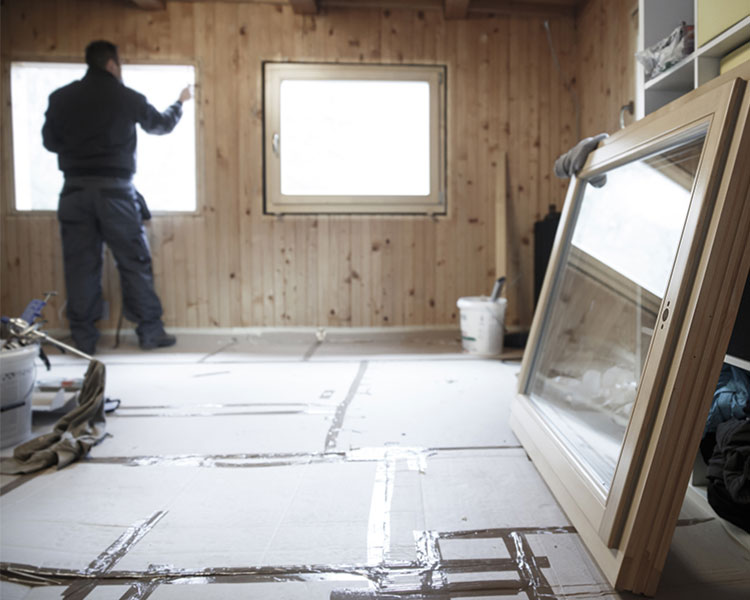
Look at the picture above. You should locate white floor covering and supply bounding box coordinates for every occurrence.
[0,329,748,599]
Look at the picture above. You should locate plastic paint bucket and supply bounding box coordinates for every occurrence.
[0,343,38,449]
[456,296,507,356]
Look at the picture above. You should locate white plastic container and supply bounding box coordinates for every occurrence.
[1,343,38,449]
[457,296,507,356]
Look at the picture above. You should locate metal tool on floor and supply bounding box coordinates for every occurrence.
[2,291,93,362]
[2,292,120,412]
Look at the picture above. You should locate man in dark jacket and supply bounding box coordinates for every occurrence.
[42,40,192,354]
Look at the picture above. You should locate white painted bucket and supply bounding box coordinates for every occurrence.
[0,343,38,449]
[456,297,507,356]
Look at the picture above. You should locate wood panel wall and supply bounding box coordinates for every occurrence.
[1,0,579,332]
[576,0,639,137]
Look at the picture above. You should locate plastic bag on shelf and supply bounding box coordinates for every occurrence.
[636,21,695,81]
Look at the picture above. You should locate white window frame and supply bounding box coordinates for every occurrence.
[9,60,198,215]
[263,62,446,215]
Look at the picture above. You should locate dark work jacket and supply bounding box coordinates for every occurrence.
[42,67,183,176]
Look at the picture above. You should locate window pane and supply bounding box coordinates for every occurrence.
[11,63,84,210]
[126,65,196,212]
[10,62,196,212]
[280,79,431,196]
[526,132,705,492]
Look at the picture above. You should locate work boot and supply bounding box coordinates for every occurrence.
[138,331,177,350]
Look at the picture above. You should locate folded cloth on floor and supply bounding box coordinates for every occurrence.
[3,360,107,474]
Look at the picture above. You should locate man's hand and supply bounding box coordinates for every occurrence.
[178,85,193,104]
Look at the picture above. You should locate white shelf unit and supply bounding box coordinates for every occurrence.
[637,2,750,372]
[636,1,750,118]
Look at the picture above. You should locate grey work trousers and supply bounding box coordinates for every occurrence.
[57,176,165,350]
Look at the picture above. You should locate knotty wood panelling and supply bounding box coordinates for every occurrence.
[1,0,578,332]
[576,0,639,137]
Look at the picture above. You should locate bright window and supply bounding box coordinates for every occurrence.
[264,63,446,215]
[10,61,196,212]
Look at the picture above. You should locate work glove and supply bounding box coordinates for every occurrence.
[553,133,608,188]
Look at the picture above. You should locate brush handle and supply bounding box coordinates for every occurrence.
[490,277,506,302]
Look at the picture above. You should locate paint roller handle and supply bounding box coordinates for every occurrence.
[490,277,506,302]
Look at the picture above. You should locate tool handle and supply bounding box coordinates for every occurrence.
[490,276,506,302]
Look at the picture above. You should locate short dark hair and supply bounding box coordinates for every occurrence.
[85,40,119,70]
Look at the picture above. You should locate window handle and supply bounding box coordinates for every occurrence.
[272,132,280,156]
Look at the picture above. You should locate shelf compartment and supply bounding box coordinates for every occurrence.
[644,54,694,92]
[697,15,750,58]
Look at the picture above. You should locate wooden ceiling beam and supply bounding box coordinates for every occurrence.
[470,0,577,18]
[289,0,319,14]
[444,0,471,19]
[128,0,166,9]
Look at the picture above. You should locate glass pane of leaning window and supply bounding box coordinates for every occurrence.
[11,62,195,212]
[279,79,431,196]
[527,133,706,492]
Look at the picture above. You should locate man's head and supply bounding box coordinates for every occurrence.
[85,40,121,80]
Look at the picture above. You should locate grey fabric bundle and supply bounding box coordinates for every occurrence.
[553,133,609,188]
[3,360,107,474]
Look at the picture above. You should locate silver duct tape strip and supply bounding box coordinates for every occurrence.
[87,511,167,574]
[347,447,433,472]
[116,402,324,410]
[61,511,167,600]
[113,409,314,418]
[0,563,380,587]
[508,531,549,594]
[62,580,96,600]
[118,581,159,600]
[366,459,396,566]
[1,530,588,599]
[1,446,521,501]
[325,360,369,452]
[438,526,577,539]
[406,526,583,598]
[85,451,347,469]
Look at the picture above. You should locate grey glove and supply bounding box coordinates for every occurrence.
[554,133,608,188]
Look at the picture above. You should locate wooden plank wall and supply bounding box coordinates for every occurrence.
[0,0,579,332]
[576,0,639,137]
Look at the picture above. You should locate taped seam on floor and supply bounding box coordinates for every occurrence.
[366,459,396,566]
[197,339,239,363]
[325,360,369,451]
[62,511,167,600]
[118,580,159,600]
[415,526,578,599]
[0,472,41,497]
[0,446,523,497]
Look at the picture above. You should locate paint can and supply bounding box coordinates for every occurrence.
[0,343,38,449]
[456,296,507,356]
